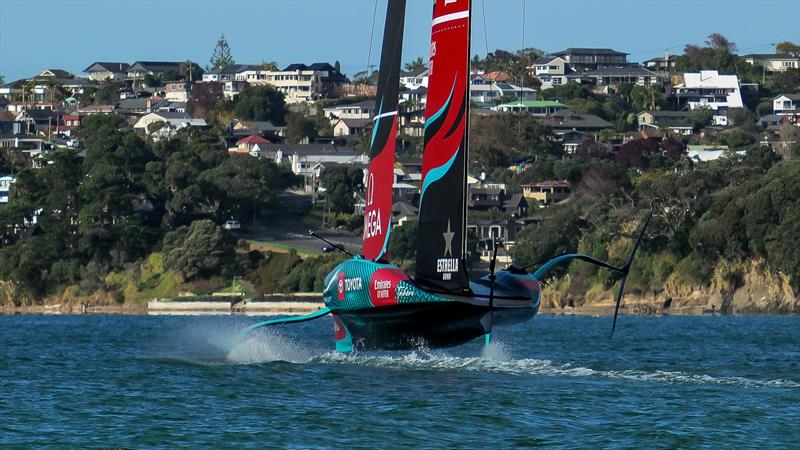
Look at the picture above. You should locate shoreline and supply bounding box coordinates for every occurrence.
[1,299,795,317]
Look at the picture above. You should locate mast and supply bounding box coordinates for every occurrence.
[414,0,471,294]
[362,0,406,261]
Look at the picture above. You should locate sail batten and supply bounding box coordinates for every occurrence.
[361,0,406,262]
[414,0,471,294]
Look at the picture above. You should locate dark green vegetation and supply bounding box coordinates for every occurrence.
[0,115,300,303]
[511,149,800,300]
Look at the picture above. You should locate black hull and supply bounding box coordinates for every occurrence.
[335,301,536,350]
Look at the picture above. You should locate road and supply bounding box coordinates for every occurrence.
[237,190,362,256]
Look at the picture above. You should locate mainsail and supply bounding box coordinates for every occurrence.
[362,0,406,261]
[414,0,471,293]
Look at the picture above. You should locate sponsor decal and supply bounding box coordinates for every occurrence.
[369,268,409,307]
[345,277,362,291]
[437,219,459,279]
[337,272,345,301]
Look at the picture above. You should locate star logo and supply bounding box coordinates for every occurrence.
[442,220,455,257]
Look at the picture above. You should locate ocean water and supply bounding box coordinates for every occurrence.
[1,314,798,448]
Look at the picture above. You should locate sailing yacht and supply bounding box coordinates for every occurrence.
[239,0,649,352]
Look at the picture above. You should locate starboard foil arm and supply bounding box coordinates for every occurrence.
[530,211,653,337]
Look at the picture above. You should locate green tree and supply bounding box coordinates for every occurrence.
[179,60,204,82]
[388,220,417,267]
[320,166,363,214]
[163,219,235,280]
[233,85,287,125]
[285,112,318,144]
[775,41,800,56]
[210,34,235,70]
[404,57,426,72]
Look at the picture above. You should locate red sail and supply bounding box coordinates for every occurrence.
[362,0,406,261]
[414,0,471,293]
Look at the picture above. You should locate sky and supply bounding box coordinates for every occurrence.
[1,0,799,82]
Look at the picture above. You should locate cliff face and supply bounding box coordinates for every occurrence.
[543,260,799,315]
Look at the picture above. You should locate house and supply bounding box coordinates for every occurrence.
[232,120,283,140]
[202,64,260,82]
[521,180,571,207]
[550,48,628,73]
[554,129,593,154]
[686,145,736,162]
[35,69,73,79]
[333,118,371,136]
[257,143,368,190]
[530,56,578,90]
[83,62,130,81]
[480,71,511,83]
[0,110,24,135]
[675,70,743,125]
[468,187,504,211]
[545,110,613,132]
[323,100,375,121]
[165,82,191,102]
[399,107,425,137]
[503,194,528,218]
[14,109,60,134]
[742,54,800,72]
[246,63,347,103]
[643,54,679,71]
[117,98,153,115]
[467,217,526,262]
[582,65,664,88]
[773,94,800,121]
[231,134,271,156]
[637,110,694,135]
[400,67,429,89]
[0,175,15,204]
[491,100,567,116]
[133,112,207,134]
[400,86,428,108]
[127,61,183,81]
[470,75,536,104]
[77,104,116,115]
[757,114,793,131]
[391,200,418,226]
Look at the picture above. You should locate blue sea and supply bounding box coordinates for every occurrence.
[1,314,798,448]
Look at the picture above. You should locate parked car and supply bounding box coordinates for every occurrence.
[223,220,241,230]
[322,245,334,253]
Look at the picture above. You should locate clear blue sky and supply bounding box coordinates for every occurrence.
[1,0,799,82]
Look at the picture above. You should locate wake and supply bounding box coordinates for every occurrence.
[234,332,799,389]
[152,326,800,389]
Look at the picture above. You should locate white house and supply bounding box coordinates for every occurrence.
[675,70,743,126]
[491,100,567,116]
[742,54,800,72]
[400,67,429,89]
[323,100,375,121]
[773,94,800,115]
[0,175,15,204]
[133,112,207,134]
[470,75,536,104]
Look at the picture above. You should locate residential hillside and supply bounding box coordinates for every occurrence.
[0,35,798,312]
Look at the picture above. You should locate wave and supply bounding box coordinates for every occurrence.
[312,350,800,389]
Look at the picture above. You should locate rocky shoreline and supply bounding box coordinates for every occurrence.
[2,295,797,317]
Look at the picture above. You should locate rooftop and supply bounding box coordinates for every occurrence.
[553,48,628,56]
